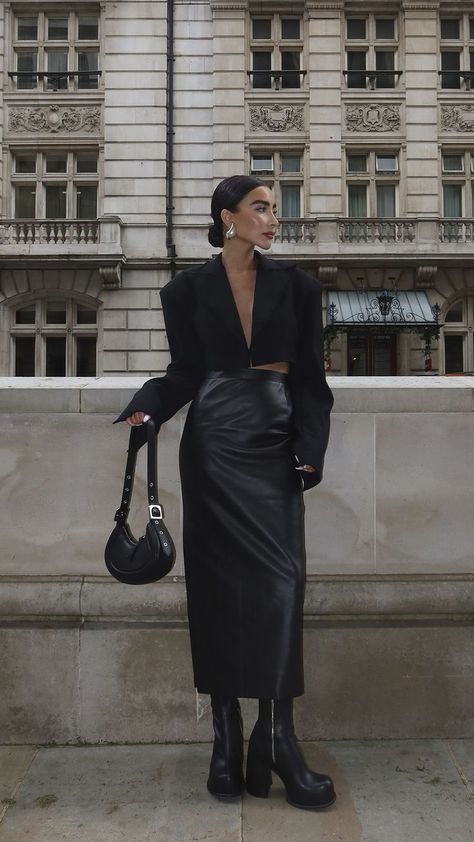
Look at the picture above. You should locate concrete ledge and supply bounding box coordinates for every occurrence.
[1,375,474,414]
[1,575,473,624]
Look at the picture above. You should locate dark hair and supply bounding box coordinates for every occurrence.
[208,175,266,248]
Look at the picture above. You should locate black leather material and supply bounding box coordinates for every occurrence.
[105,419,176,585]
[179,369,306,698]
[246,698,336,809]
[207,696,245,799]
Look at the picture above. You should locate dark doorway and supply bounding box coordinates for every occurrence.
[348,331,397,375]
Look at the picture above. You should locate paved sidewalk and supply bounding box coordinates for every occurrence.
[0,740,473,841]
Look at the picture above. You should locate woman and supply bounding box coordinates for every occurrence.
[115,175,335,810]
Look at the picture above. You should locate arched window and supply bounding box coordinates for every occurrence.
[443,295,474,373]
[9,294,99,376]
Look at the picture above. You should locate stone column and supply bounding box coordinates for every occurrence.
[403,1,440,217]
[210,0,247,183]
[306,1,344,217]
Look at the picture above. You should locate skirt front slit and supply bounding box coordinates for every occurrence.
[179,368,306,699]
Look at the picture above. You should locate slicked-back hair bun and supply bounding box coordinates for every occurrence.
[208,175,266,248]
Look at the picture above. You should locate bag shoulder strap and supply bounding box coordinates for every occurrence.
[114,419,162,525]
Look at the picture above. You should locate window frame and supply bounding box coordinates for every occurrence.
[344,12,400,90]
[10,148,101,219]
[440,149,474,216]
[249,147,305,219]
[439,13,474,90]
[249,11,304,91]
[9,293,100,377]
[345,149,400,216]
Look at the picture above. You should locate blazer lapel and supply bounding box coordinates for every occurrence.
[197,252,293,348]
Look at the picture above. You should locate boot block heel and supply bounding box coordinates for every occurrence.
[246,752,273,799]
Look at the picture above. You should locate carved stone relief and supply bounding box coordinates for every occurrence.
[441,105,474,132]
[345,104,401,132]
[249,104,305,133]
[8,105,101,134]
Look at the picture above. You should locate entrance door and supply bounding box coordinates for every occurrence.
[348,331,397,375]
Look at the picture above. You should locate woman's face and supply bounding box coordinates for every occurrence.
[222,186,279,250]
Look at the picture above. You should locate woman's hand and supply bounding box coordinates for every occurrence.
[126,412,150,426]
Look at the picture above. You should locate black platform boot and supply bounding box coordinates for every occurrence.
[246,698,336,810]
[207,695,245,799]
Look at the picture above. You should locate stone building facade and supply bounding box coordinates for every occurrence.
[1,0,474,377]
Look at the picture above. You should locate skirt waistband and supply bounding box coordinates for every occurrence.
[206,368,289,383]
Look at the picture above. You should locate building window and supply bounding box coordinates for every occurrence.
[346,151,399,216]
[444,296,474,373]
[345,14,400,89]
[250,150,304,219]
[11,150,99,218]
[11,297,98,376]
[440,150,474,216]
[11,9,100,91]
[439,14,474,89]
[250,14,304,90]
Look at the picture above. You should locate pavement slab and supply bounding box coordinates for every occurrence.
[0,741,473,842]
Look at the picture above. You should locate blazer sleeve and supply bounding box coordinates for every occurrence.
[114,273,204,425]
[290,270,334,491]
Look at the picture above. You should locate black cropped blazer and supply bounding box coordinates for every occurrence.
[115,250,334,491]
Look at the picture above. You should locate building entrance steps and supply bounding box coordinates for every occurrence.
[0,740,473,841]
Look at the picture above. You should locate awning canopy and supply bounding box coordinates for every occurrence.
[327,290,439,327]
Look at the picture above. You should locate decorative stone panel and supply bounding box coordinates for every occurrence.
[441,105,474,132]
[345,104,401,133]
[249,104,305,133]
[8,105,101,135]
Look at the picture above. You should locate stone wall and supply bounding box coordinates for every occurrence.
[0,376,473,744]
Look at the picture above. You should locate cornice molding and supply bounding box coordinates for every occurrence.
[305,2,344,9]
[401,1,440,10]
[210,1,248,10]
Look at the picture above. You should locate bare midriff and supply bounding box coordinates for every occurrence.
[249,361,290,373]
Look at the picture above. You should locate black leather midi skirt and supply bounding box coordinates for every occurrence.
[179,368,306,699]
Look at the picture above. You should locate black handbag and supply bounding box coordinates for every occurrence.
[105,418,176,584]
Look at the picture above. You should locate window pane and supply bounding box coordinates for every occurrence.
[252,19,271,39]
[76,304,97,325]
[376,18,395,39]
[48,17,68,40]
[444,334,464,373]
[17,52,37,89]
[281,184,301,217]
[470,19,474,40]
[281,155,302,172]
[76,186,97,218]
[17,17,38,40]
[376,155,398,172]
[76,338,96,376]
[252,51,271,88]
[46,300,67,324]
[45,153,68,173]
[376,51,395,87]
[15,337,35,376]
[441,18,460,39]
[77,51,99,89]
[45,184,67,217]
[445,300,463,322]
[442,155,463,172]
[347,18,366,39]
[443,184,462,216]
[281,19,300,39]
[15,305,36,324]
[15,185,36,218]
[251,155,273,172]
[347,51,366,87]
[347,154,368,172]
[76,153,98,173]
[46,337,66,376]
[348,185,367,216]
[441,51,460,88]
[15,154,36,174]
[46,51,68,89]
[376,184,396,216]
[471,50,474,72]
[78,16,99,40]
[281,51,300,88]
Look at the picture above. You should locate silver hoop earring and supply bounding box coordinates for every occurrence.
[225,222,236,240]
